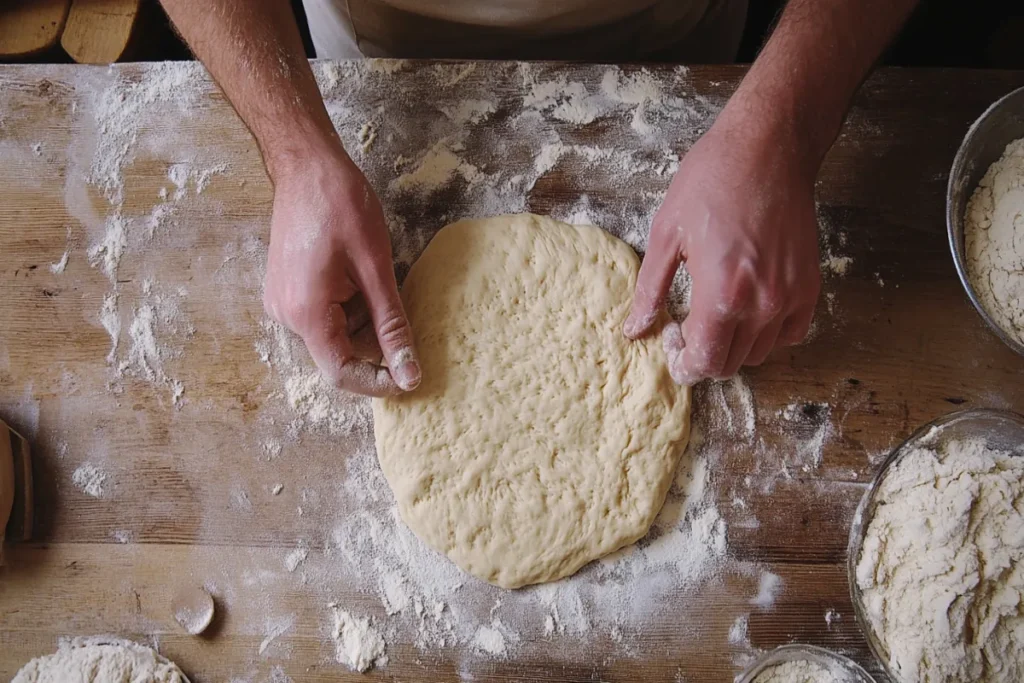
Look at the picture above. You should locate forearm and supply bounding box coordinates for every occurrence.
[160,0,345,179]
[722,0,919,169]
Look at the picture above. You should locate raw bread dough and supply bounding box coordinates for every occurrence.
[12,638,188,682]
[373,213,690,588]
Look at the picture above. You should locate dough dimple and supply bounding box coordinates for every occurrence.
[373,213,691,588]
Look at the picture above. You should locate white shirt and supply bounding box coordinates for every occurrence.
[302,0,746,62]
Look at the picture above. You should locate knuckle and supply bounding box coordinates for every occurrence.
[758,287,786,319]
[376,309,411,345]
[716,283,753,320]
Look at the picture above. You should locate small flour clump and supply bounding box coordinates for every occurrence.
[331,608,387,672]
[856,437,1024,683]
[965,137,1024,344]
[72,463,107,497]
[753,660,844,683]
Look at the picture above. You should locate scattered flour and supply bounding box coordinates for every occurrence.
[471,622,508,657]
[821,251,853,277]
[855,437,1024,683]
[99,293,120,363]
[258,615,295,656]
[728,615,749,645]
[750,572,783,610]
[331,608,387,672]
[390,141,481,193]
[779,402,834,470]
[87,214,128,282]
[256,318,373,434]
[49,250,70,274]
[965,137,1024,345]
[522,68,604,125]
[111,529,133,544]
[71,463,107,497]
[284,548,308,573]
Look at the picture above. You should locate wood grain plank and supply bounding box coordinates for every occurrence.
[1,61,1023,682]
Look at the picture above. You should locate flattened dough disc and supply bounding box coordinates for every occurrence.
[373,214,691,588]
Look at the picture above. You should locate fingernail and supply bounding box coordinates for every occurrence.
[623,315,639,338]
[668,354,698,387]
[394,359,421,391]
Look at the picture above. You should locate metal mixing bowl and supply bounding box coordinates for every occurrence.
[947,85,1024,357]
[736,644,876,683]
[847,408,1024,683]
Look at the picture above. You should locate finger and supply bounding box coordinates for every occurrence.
[350,322,384,363]
[661,320,686,384]
[719,321,760,379]
[342,295,383,361]
[355,260,421,391]
[778,306,815,346]
[303,301,400,397]
[744,315,784,367]
[624,225,681,339]
[675,307,738,386]
[343,295,373,335]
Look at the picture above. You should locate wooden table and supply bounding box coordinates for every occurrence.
[1,60,1023,682]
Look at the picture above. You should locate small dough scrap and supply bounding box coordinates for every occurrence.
[373,214,690,588]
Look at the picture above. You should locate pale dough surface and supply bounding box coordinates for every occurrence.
[13,638,188,683]
[373,213,691,588]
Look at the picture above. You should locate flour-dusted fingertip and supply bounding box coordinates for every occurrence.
[623,308,657,339]
[394,358,421,391]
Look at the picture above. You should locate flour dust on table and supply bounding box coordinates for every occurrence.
[373,214,692,588]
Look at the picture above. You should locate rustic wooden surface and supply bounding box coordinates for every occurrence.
[60,0,142,64]
[1,60,1024,682]
[0,0,71,57]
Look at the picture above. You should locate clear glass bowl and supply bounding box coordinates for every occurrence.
[946,85,1024,357]
[736,644,877,683]
[846,408,1024,683]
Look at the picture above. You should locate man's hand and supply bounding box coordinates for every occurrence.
[624,110,820,386]
[624,0,920,385]
[158,0,423,396]
[264,149,420,396]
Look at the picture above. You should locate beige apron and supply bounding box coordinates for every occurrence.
[303,0,747,63]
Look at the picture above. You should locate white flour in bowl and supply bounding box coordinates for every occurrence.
[855,437,1024,683]
[753,659,844,683]
[965,137,1024,345]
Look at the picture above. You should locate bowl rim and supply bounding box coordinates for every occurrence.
[946,84,1024,358]
[735,643,877,683]
[846,407,1024,683]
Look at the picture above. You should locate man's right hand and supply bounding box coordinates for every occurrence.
[263,147,421,397]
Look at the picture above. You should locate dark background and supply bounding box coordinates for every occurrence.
[6,0,1024,68]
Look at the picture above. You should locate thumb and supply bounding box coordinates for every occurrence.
[357,261,421,391]
[624,224,681,339]
[303,301,399,397]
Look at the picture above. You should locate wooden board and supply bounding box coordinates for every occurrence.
[60,0,141,64]
[1,60,1024,682]
[0,0,71,58]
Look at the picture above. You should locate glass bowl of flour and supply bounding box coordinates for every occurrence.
[736,644,877,683]
[947,85,1024,356]
[848,408,1024,683]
